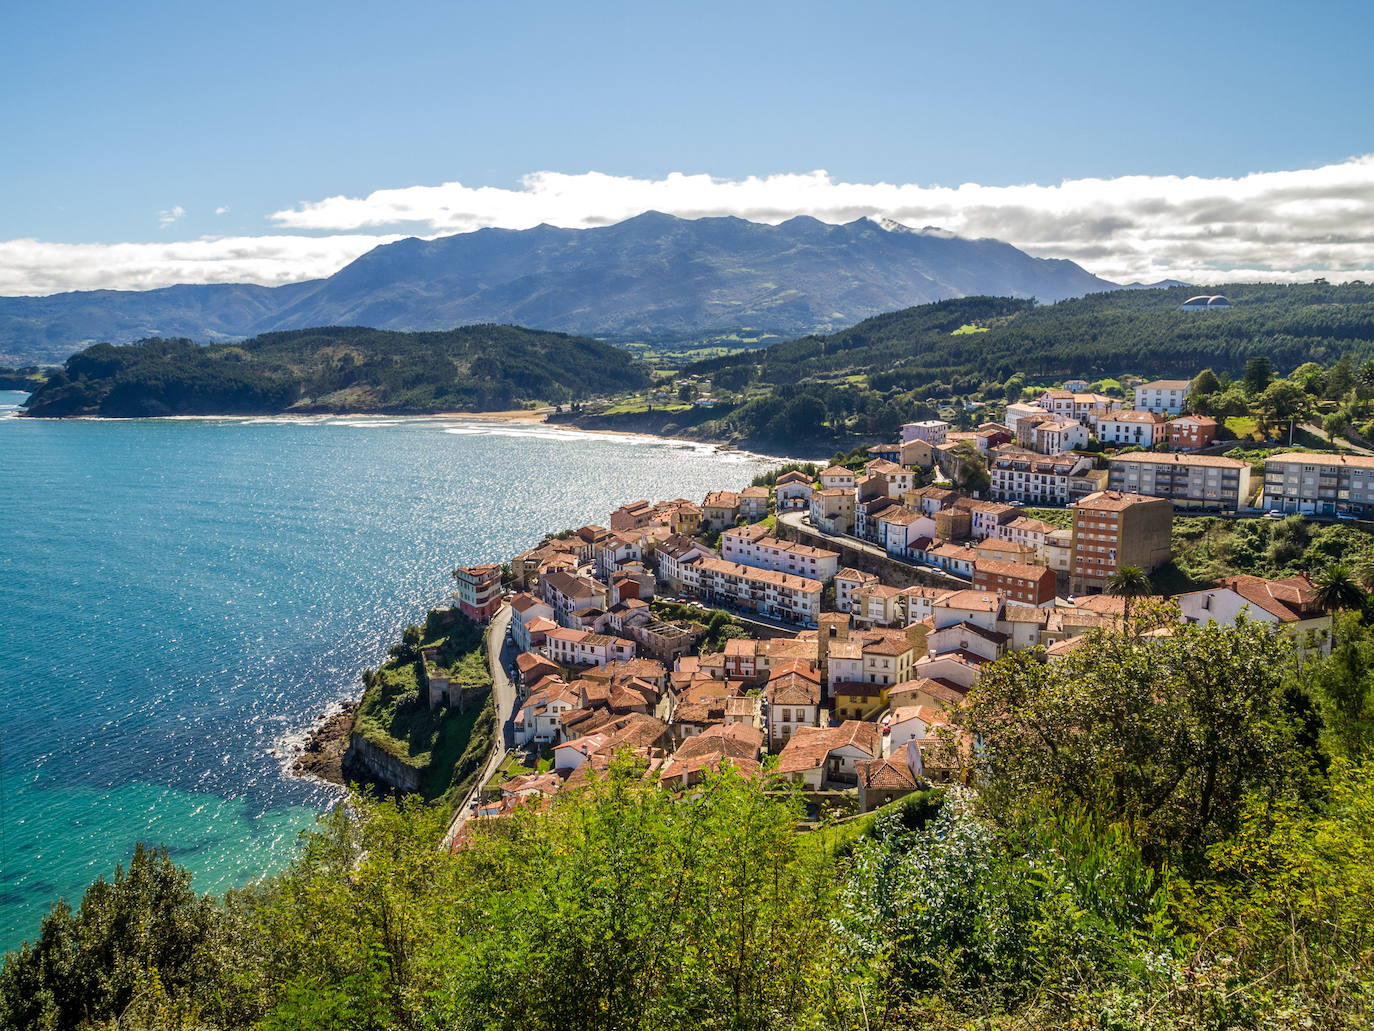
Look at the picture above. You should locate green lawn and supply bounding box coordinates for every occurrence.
[951,323,990,335]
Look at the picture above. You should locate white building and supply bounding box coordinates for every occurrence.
[1095,409,1168,448]
[901,420,950,445]
[1133,379,1191,415]
[719,523,840,581]
[677,555,823,626]
[1108,452,1252,511]
[1031,418,1089,454]
[1175,574,1332,657]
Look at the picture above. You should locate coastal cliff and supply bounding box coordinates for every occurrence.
[342,731,423,795]
[293,607,496,808]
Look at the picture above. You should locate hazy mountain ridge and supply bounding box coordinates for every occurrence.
[0,213,1118,363]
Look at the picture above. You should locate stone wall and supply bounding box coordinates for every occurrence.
[342,732,422,795]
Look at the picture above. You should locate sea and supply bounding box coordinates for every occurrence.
[0,391,776,951]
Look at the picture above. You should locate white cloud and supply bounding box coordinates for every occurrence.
[214,205,230,215]
[268,159,1374,285]
[0,235,398,296]
[5,159,1374,295]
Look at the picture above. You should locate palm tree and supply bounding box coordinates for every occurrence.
[1312,562,1367,613]
[1106,565,1153,627]
[1353,557,1374,594]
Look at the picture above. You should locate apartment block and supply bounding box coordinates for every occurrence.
[1069,491,1173,595]
[1107,452,1252,511]
[1261,452,1374,517]
[678,555,823,626]
[989,449,1102,506]
[720,523,840,581]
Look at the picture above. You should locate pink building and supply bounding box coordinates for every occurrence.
[453,563,503,622]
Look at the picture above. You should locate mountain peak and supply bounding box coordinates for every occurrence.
[0,214,1119,364]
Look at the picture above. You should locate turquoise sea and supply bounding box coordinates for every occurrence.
[0,391,774,950]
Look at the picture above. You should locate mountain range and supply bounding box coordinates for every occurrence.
[0,212,1120,364]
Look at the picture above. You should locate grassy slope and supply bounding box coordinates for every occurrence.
[352,611,496,809]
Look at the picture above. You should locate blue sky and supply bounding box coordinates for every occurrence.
[3,0,1373,291]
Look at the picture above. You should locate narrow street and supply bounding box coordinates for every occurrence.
[442,602,516,847]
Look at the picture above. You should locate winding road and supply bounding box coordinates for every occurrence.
[442,602,517,847]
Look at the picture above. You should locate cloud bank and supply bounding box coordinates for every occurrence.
[0,235,400,295]
[5,158,1374,295]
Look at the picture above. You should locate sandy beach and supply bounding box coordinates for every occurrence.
[433,407,553,423]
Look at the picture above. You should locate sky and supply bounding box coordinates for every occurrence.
[3,0,1373,294]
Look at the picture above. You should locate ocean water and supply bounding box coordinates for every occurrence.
[0,392,775,950]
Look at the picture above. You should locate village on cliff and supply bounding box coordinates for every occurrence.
[442,378,1370,833]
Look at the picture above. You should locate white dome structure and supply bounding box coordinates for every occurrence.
[1179,295,1232,310]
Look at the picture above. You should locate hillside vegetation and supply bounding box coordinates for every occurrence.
[680,283,1374,444]
[6,614,1374,1029]
[20,324,650,418]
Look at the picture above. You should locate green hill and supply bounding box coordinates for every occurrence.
[682,283,1374,444]
[21,324,651,418]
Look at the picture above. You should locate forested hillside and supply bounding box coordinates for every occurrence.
[682,282,1374,443]
[20,325,650,417]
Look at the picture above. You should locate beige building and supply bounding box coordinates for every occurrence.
[1108,452,1253,511]
[1261,452,1374,517]
[1069,491,1173,594]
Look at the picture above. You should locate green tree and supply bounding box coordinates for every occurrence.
[952,613,1312,859]
[0,845,228,1030]
[1243,355,1274,397]
[1105,564,1152,626]
[1253,379,1309,439]
[1313,562,1367,613]
[1192,368,1222,397]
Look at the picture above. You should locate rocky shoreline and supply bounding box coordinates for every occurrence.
[290,700,360,786]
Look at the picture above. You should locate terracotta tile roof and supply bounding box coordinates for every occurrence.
[1187,573,1324,622]
[975,559,1053,581]
[888,678,967,706]
[776,721,880,773]
[856,755,921,791]
[837,567,880,582]
[765,669,822,706]
[1109,451,1245,468]
[931,621,1008,645]
[1075,490,1168,512]
[937,590,1002,612]
[1101,409,1167,425]
[832,680,887,699]
[1263,452,1374,470]
[1005,516,1056,534]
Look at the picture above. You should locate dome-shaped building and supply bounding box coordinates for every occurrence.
[1179,295,1232,310]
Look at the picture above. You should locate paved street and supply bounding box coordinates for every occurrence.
[442,602,516,847]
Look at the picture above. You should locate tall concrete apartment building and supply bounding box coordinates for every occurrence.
[1069,491,1173,595]
[1107,452,1252,511]
[1261,453,1374,517]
